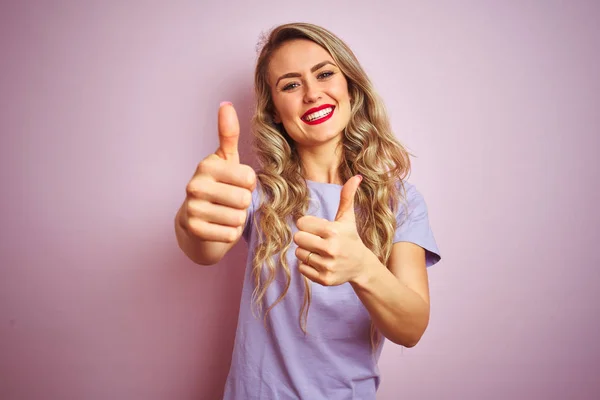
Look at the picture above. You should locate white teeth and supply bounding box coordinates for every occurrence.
[304,107,333,121]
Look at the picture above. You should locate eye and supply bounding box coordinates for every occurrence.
[282,82,300,91]
[318,71,334,79]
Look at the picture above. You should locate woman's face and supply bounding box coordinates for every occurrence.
[268,39,351,148]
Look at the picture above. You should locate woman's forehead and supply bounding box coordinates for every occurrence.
[269,39,335,76]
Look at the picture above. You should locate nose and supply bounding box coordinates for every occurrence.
[303,81,322,103]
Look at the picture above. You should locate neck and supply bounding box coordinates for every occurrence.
[297,138,344,185]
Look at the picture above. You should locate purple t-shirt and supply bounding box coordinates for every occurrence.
[223,180,441,399]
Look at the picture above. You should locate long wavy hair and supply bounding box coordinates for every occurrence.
[250,22,411,347]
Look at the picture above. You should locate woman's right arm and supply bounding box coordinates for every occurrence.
[175,103,256,266]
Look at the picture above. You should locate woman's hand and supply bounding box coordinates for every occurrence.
[179,103,256,243]
[293,175,370,286]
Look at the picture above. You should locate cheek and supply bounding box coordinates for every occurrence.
[273,97,297,120]
[337,87,351,103]
[330,76,350,99]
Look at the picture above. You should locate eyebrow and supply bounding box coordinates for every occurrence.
[275,60,337,87]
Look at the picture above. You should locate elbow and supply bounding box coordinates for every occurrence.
[389,314,430,348]
[389,331,424,348]
[400,333,424,348]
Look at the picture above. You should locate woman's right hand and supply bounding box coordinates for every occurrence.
[179,102,257,243]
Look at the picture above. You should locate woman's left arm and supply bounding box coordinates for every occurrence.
[350,241,430,348]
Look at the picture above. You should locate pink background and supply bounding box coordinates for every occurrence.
[1,1,599,399]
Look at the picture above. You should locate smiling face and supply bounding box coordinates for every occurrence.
[268,39,352,148]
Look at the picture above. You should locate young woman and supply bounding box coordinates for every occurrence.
[175,22,441,400]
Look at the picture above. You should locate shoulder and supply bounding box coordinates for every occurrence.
[392,179,441,267]
[393,180,426,219]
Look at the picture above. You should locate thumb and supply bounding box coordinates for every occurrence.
[216,102,240,163]
[335,175,362,221]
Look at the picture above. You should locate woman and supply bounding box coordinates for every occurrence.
[175,22,441,400]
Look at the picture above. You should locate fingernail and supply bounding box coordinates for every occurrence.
[358,175,363,182]
[220,101,232,107]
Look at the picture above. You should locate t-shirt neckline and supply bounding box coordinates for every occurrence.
[305,179,343,187]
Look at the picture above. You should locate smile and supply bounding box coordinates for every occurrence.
[301,105,335,125]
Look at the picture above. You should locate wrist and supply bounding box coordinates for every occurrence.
[350,247,378,289]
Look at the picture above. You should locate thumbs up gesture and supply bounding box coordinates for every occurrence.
[179,102,257,243]
[293,175,370,286]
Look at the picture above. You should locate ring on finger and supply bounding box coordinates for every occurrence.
[305,251,315,267]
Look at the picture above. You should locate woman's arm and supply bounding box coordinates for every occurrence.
[350,241,430,347]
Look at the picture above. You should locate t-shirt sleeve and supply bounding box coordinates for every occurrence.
[393,182,441,267]
[242,184,260,244]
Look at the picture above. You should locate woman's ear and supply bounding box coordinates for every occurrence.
[273,112,281,124]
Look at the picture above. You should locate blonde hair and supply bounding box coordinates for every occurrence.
[250,22,411,347]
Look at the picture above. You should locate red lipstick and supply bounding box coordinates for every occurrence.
[301,104,335,125]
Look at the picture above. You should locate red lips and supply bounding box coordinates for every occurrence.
[301,104,335,125]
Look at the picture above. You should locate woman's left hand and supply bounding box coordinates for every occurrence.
[294,175,371,286]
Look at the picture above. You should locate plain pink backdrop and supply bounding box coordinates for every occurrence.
[1,1,599,399]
